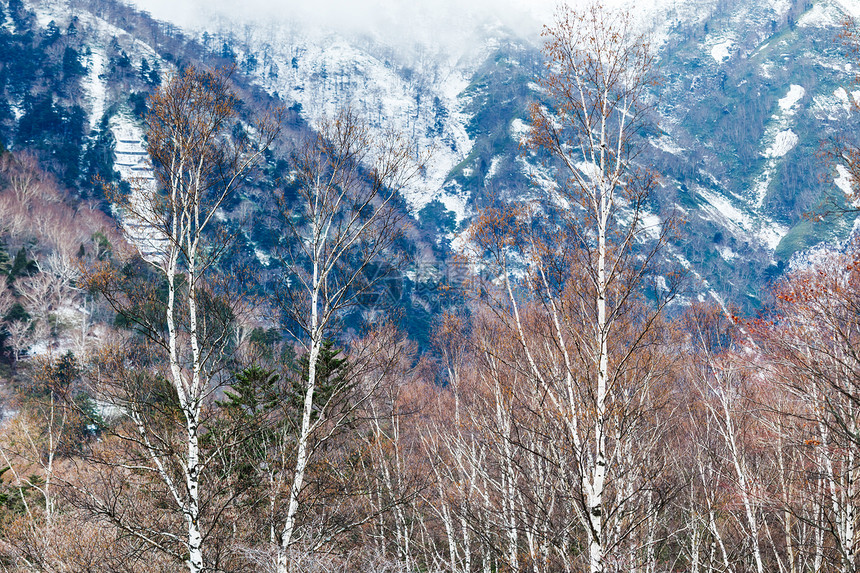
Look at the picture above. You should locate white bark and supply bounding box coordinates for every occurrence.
[110,67,278,573]
[274,111,419,570]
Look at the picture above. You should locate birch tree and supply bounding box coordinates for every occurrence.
[467,4,673,572]
[273,108,421,572]
[757,251,860,573]
[85,66,279,573]
[0,369,69,570]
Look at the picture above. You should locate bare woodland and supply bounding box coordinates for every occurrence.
[2,3,860,573]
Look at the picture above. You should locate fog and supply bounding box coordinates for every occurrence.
[125,0,684,57]
[129,0,550,45]
[123,0,679,52]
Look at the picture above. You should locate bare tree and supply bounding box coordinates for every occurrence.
[464,4,676,572]
[84,65,280,573]
[685,307,767,573]
[273,108,422,572]
[6,319,32,362]
[0,358,77,570]
[16,271,56,322]
[756,251,860,573]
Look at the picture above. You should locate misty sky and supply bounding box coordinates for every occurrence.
[123,0,675,49]
[124,0,685,62]
[127,0,553,38]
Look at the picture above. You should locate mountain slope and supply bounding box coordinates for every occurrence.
[7,0,860,319]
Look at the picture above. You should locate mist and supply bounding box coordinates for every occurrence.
[129,0,547,46]
[123,0,680,54]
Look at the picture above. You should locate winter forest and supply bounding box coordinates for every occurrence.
[2,0,860,571]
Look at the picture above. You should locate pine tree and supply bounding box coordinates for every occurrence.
[8,247,37,283]
[293,339,350,423]
[218,365,280,421]
[215,366,281,490]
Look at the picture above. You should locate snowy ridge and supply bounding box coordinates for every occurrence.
[27,0,174,128]
[799,0,847,28]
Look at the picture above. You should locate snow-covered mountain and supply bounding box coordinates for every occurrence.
[192,0,860,308]
[9,0,860,312]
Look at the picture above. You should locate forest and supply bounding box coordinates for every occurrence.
[1,1,860,573]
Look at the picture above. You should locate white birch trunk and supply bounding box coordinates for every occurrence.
[714,387,763,573]
[277,225,323,572]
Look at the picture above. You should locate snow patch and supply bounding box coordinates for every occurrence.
[254,247,271,267]
[449,229,471,254]
[510,118,531,145]
[95,399,125,422]
[836,165,855,200]
[768,0,792,16]
[28,340,49,357]
[765,129,799,158]
[575,161,602,182]
[710,39,733,63]
[718,246,738,261]
[83,49,107,130]
[836,87,860,110]
[778,84,806,112]
[641,212,662,240]
[835,0,860,18]
[437,181,471,224]
[649,134,684,155]
[484,156,502,184]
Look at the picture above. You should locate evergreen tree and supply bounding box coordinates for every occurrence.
[0,243,12,277]
[214,366,281,494]
[293,339,351,422]
[42,20,59,44]
[147,59,161,86]
[218,365,280,421]
[8,247,37,283]
[62,47,85,78]
[80,116,117,198]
